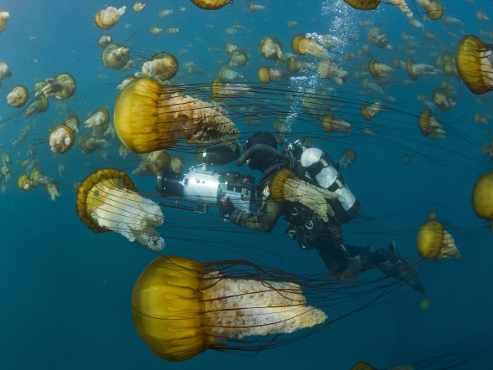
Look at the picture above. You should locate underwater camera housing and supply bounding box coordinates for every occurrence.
[158,165,255,213]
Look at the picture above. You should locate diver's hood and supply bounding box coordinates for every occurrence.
[245,132,279,171]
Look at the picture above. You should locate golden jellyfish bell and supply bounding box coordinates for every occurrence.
[343,0,380,10]
[416,212,461,260]
[361,101,382,120]
[102,44,131,70]
[368,59,393,80]
[228,50,248,67]
[351,361,377,370]
[6,85,29,108]
[95,6,126,30]
[113,78,239,154]
[141,53,179,82]
[257,67,271,83]
[417,0,444,20]
[132,255,326,362]
[17,175,33,191]
[53,73,76,100]
[259,37,284,61]
[292,35,328,58]
[191,0,232,10]
[76,168,165,251]
[472,171,493,227]
[321,113,352,134]
[49,116,78,154]
[456,35,493,95]
[418,109,445,138]
[0,10,10,32]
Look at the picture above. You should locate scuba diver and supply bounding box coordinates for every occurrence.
[157,132,425,293]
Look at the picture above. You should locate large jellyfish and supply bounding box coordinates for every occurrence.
[416,212,461,260]
[113,78,239,153]
[472,171,493,229]
[191,0,232,10]
[132,255,327,361]
[456,35,493,95]
[76,169,165,251]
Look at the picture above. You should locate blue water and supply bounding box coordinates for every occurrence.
[1,1,492,369]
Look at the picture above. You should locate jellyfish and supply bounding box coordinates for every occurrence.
[95,6,126,30]
[0,61,11,81]
[404,61,439,80]
[49,115,79,154]
[79,135,108,154]
[338,149,357,169]
[228,50,248,68]
[321,113,352,134]
[318,60,348,85]
[0,10,9,32]
[368,27,391,49]
[432,87,456,112]
[259,37,284,61]
[149,26,163,35]
[472,171,493,228]
[350,362,377,370]
[132,2,146,12]
[419,109,445,138]
[416,0,444,20]
[25,94,48,117]
[113,78,239,153]
[17,168,60,201]
[132,255,327,362]
[76,169,165,251]
[270,168,337,222]
[225,43,239,55]
[36,74,76,100]
[6,85,29,108]
[292,35,329,59]
[84,107,111,138]
[102,44,131,70]
[218,66,243,82]
[436,52,457,76]
[249,3,265,12]
[191,0,231,10]
[368,60,393,80]
[133,150,183,177]
[211,80,251,99]
[361,101,382,120]
[286,56,314,74]
[417,212,461,260]
[456,35,493,95]
[137,53,179,83]
[98,35,112,48]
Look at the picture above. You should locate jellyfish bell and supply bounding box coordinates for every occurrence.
[132,2,146,12]
[456,35,493,95]
[417,0,444,20]
[432,87,456,111]
[113,78,239,154]
[191,0,232,10]
[361,101,382,120]
[211,80,251,99]
[6,85,29,108]
[350,362,377,370]
[52,74,76,100]
[472,171,493,228]
[419,109,445,138]
[257,67,271,83]
[228,50,248,67]
[321,113,352,134]
[84,107,110,137]
[343,0,380,10]
[218,66,243,82]
[49,116,79,154]
[368,60,393,80]
[102,43,131,70]
[98,35,112,48]
[0,61,11,81]
[95,6,126,30]
[259,37,284,61]
[132,255,327,362]
[292,35,329,59]
[76,168,165,251]
[417,212,461,260]
[17,175,33,191]
[0,10,9,32]
[138,53,179,82]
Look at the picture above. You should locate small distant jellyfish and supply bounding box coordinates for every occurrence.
[432,87,456,112]
[405,61,438,80]
[149,26,163,35]
[218,66,243,82]
[368,60,393,80]
[95,6,126,30]
[361,101,382,120]
[259,37,284,61]
[76,168,165,251]
[211,80,251,100]
[292,35,329,59]
[79,135,108,154]
[25,94,49,117]
[49,115,79,154]
[416,0,443,20]
[17,168,60,201]
[36,74,76,100]
[102,43,131,70]
[98,35,112,48]
[228,50,248,68]
[84,107,111,138]
[321,113,352,134]
[191,0,232,10]
[318,60,348,85]
[132,2,146,12]
[338,149,357,169]
[225,43,239,55]
[419,109,445,138]
[6,85,29,108]
[0,61,12,81]
[133,150,183,177]
[257,66,284,84]
[137,53,179,82]
[417,211,461,260]
[368,27,391,49]
[0,10,9,32]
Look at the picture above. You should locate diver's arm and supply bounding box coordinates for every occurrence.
[224,198,282,232]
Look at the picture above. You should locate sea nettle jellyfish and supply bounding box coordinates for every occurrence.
[416,212,461,261]
[191,0,232,10]
[113,78,239,153]
[76,168,165,251]
[132,255,398,362]
[456,35,493,95]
